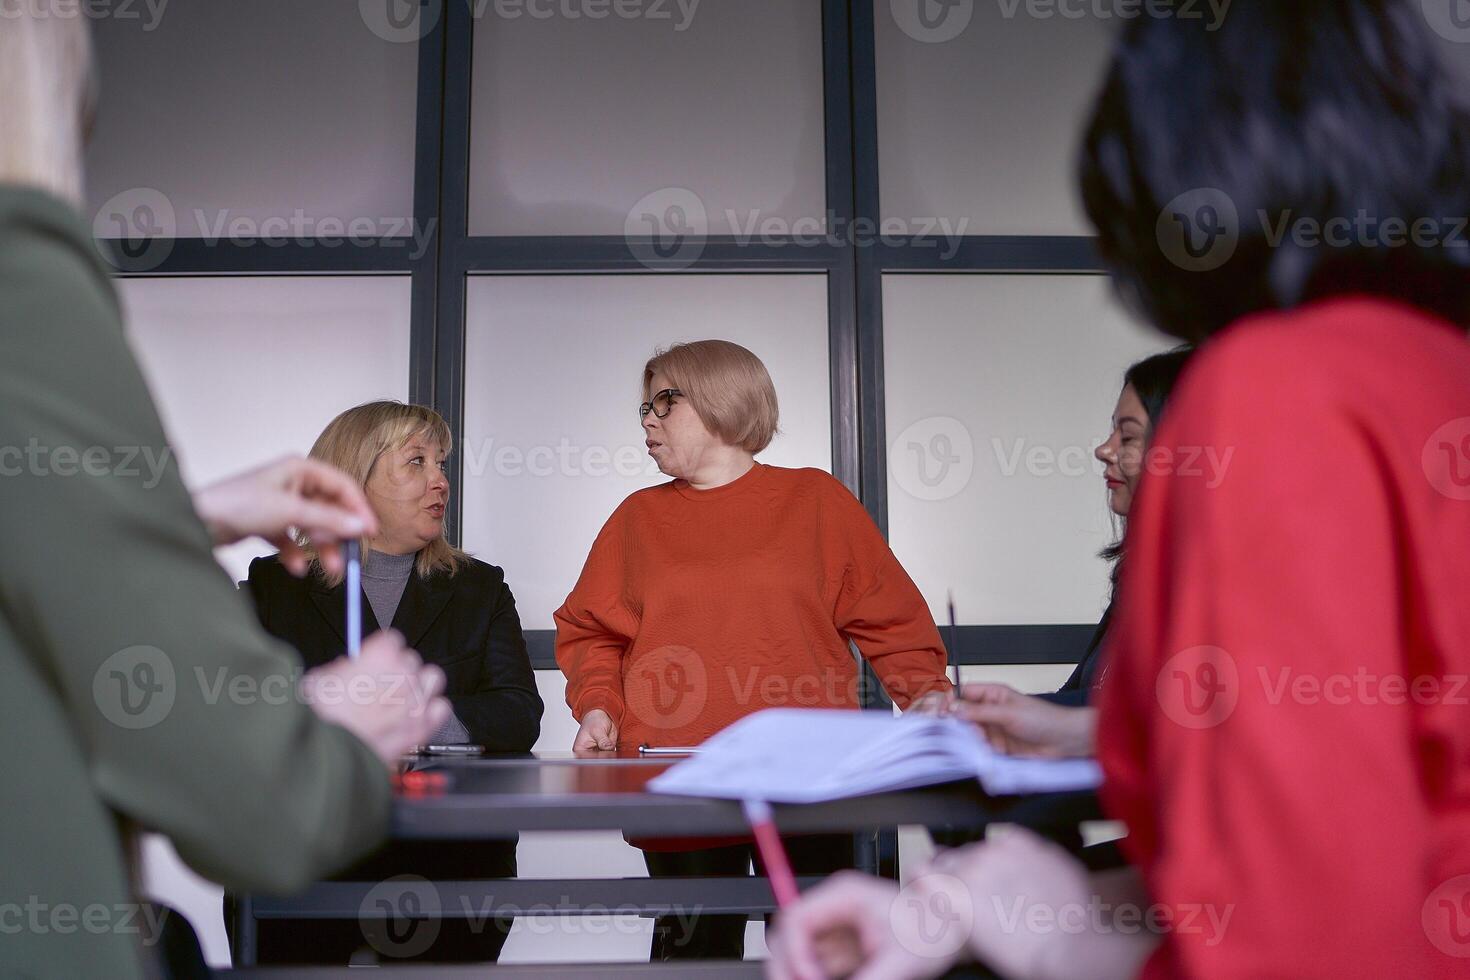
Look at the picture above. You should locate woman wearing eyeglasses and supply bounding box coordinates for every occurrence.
[555,339,952,961]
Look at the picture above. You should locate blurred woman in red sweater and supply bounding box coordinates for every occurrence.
[767,2,1470,978]
[556,339,951,961]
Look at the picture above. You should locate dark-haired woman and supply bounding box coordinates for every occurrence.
[923,349,1190,872]
[769,3,1470,978]
[953,348,1193,764]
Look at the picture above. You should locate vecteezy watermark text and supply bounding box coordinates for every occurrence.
[0,0,169,30]
[0,440,173,489]
[0,899,170,945]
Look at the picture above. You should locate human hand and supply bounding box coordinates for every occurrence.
[951,683,1097,758]
[767,870,966,980]
[572,707,619,755]
[193,455,378,577]
[932,829,1148,980]
[300,630,449,767]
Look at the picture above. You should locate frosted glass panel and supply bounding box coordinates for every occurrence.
[883,274,1171,625]
[86,2,418,241]
[469,0,825,235]
[462,275,831,628]
[875,1,1118,235]
[119,277,413,582]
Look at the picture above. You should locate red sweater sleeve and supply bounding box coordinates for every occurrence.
[554,504,640,726]
[826,479,952,709]
[1098,327,1437,977]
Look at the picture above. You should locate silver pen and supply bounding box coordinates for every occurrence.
[637,744,701,756]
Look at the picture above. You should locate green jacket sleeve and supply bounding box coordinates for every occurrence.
[0,188,391,894]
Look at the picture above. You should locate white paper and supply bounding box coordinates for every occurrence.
[647,708,1101,803]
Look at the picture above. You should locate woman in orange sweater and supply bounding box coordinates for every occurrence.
[555,339,951,961]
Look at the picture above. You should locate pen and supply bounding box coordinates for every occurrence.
[637,745,702,756]
[414,744,485,755]
[345,539,362,659]
[946,589,958,680]
[743,799,799,908]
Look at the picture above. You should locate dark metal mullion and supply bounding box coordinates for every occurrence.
[436,0,476,547]
[96,238,416,275]
[409,9,449,407]
[877,236,1105,273]
[848,0,887,539]
[517,625,1093,671]
[827,0,895,883]
[452,236,844,273]
[822,0,860,497]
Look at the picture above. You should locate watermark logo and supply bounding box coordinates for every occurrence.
[891,417,975,501]
[725,210,968,258]
[94,190,435,267]
[993,0,1231,31]
[471,0,702,30]
[460,437,659,480]
[1156,645,1238,729]
[1257,667,1469,708]
[625,187,708,270]
[1424,874,1470,957]
[1159,191,1470,271]
[359,0,442,42]
[1423,417,1470,501]
[192,209,435,259]
[93,646,175,730]
[93,188,176,273]
[890,0,974,43]
[891,873,975,960]
[1156,188,1239,272]
[1421,0,1470,44]
[988,893,1234,945]
[0,440,174,488]
[360,876,442,959]
[624,645,708,730]
[0,0,170,31]
[0,899,170,943]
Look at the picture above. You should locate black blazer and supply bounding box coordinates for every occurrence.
[245,554,543,751]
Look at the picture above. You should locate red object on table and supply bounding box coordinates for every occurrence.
[393,770,450,797]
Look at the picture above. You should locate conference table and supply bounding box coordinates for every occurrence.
[231,750,1103,970]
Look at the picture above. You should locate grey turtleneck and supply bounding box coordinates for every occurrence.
[364,549,470,744]
[362,549,415,631]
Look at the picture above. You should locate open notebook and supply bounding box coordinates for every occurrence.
[647,708,1102,804]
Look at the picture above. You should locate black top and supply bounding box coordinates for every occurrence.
[246,554,544,752]
[1036,598,1113,708]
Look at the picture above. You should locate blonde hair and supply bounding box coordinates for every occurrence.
[643,340,779,453]
[307,401,469,585]
[0,13,95,204]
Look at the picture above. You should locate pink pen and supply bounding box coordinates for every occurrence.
[743,799,800,908]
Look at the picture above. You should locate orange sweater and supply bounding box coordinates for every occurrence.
[554,463,951,752]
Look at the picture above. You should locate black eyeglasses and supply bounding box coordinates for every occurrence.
[639,388,683,419]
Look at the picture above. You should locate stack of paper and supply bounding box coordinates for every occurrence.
[647,708,1101,803]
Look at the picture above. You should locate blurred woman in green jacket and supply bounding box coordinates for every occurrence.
[0,16,449,979]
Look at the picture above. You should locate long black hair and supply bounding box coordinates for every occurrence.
[1089,346,1194,659]
[1079,0,1470,341]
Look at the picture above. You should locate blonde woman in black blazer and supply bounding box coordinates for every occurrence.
[232,401,542,965]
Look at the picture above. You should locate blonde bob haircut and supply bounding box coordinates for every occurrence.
[306,401,469,585]
[0,13,95,205]
[643,340,779,454]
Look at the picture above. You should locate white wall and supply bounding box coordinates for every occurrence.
[86,1,418,240]
[468,0,824,236]
[119,276,414,585]
[875,0,1117,235]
